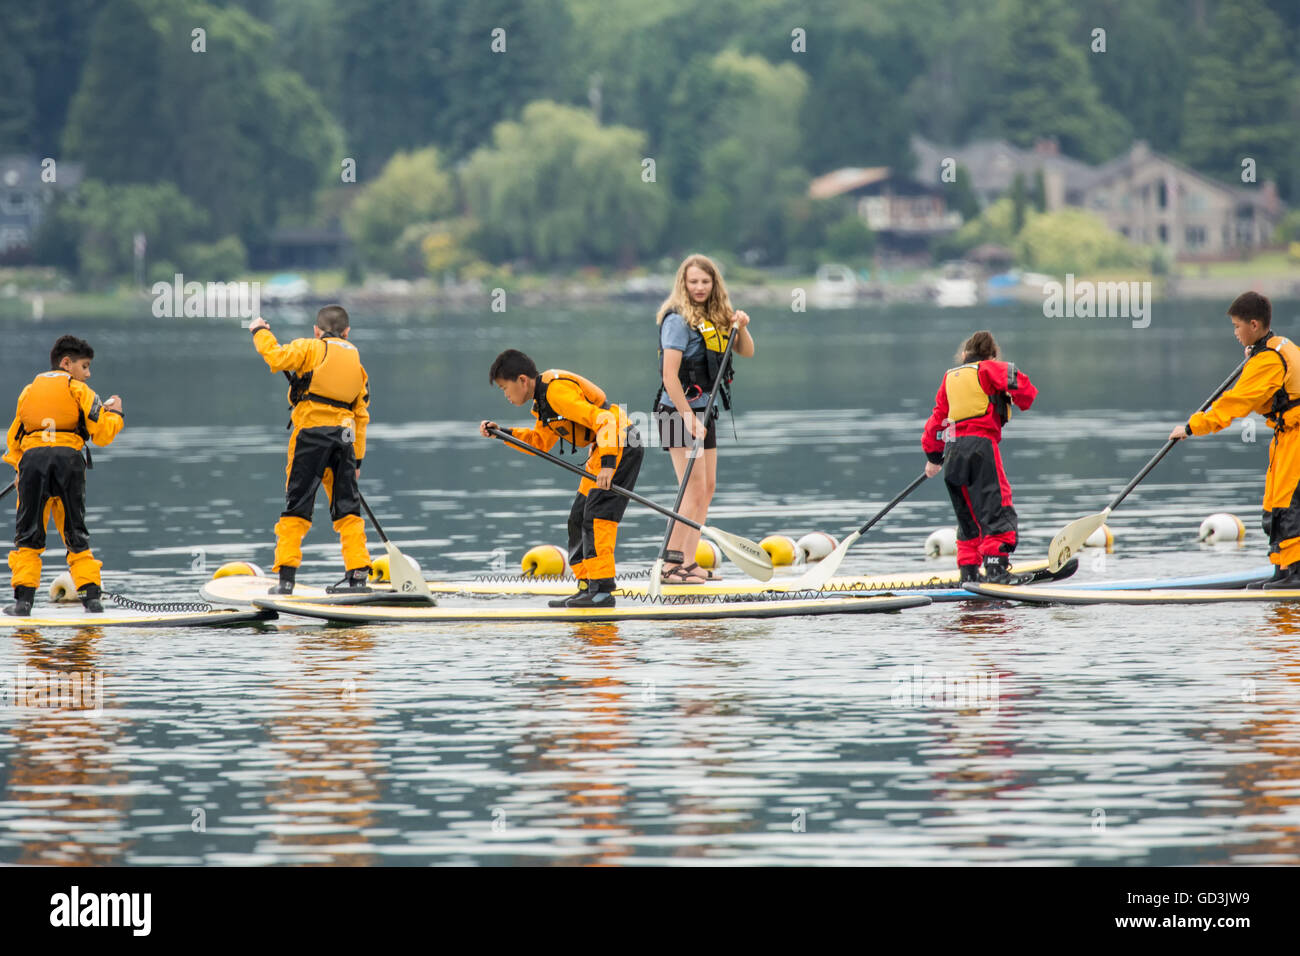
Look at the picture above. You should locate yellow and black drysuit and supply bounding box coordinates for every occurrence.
[5,371,124,590]
[501,370,643,588]
[253,327,372,573]
[1188,333,1300,568]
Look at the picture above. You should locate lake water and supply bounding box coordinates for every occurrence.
[2,299,1299,865]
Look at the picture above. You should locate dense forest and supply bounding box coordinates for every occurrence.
[2,0,1297,281]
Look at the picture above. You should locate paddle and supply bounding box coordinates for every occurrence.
[649,329,739,596]
[487,425,773,582]
[788,472,930,591]
[1047,357,1248,571]
[0,479,13,503]
[357,491,431,600]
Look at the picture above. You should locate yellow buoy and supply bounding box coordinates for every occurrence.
[521,544,568,577]
[1198,513,1246,545]
[796,532,838,562]
[1084,524,1115,551]
[925,527,958,557]
[212,561,265,579]
[760,534,798,566]
[695,540,722,569]
[49,571,78,602]
[369,554,391,583]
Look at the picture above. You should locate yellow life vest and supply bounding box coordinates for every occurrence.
[945,362,1013,424]
[660,314,735,409]
[1261,334,1300,426]
[287,338,364,410]
[536,369,620,451]
[19,371,84,435]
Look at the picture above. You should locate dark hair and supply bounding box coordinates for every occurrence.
[316,304,350,335]
[957,330,1000,364]
[50,334,93,369]
[489,349,538,384]
[1228,291,1271,328]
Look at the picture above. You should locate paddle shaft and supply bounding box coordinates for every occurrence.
[0,480,13,503]
[656,330,739,556]
[854,472,928,536]
[357,491,392,546]
[489,426,708,533]
[1105,358,1247,513]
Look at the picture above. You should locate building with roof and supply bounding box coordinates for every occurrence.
[807,166,961,254]
[0,155,84,256]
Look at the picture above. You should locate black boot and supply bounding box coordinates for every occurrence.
[548,579,588,608]
[565,578,616,608]
[958,564,980,583]
[1263,564,1300,590]
[981,555,1032,587]
[4,585,36,617]
[268,565,296,595]
[326,567,372,594]
[79,583,104,614]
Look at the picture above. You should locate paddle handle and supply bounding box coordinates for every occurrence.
[656,330,739,557]
[0,479,14,504]
[1105,357,1247,513]
[357,491,391,546]
[489,426,705,532]
[856,472,929,535]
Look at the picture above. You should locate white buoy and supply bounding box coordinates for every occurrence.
[796,531,838,563]
[1198,513,1246,545]
[925,527,958,557]
[49,571,78,602]
[1084,524,1115,551]
[760,535,798,566]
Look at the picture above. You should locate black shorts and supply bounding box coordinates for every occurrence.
[655,405,717,451]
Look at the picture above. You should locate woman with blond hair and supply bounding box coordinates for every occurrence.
[653,254,754,584]
[920,330,1038,585]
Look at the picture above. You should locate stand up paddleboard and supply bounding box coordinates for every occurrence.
[201,574,435,608]
[0,598,274,630]
[966,575,1290,606]
[251,592,933,624]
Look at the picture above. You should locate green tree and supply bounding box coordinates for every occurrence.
[1014,208,1144,274]
[344,147,458,272]
[462,101,669,266]
[56,180,208,287]
[984,0,1131,162]
[1180,0,1299,199]
[64,0,340,244]
[946,165,981,222]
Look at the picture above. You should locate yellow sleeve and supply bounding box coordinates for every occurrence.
[3,391,25,470]
[352,364,370,463]
[545,381,620,464]
[71,380,125,447]
[253,328,323,374]
[1188,352,1284,435]
[507,422,560,455]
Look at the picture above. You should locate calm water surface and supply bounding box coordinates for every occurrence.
[1,301,1299,865]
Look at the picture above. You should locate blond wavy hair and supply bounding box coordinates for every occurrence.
[656,254,735,331]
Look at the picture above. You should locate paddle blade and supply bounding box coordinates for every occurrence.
[648,558,665,598]
[703,526,774,582]
[785,530,861,591]
[386,542,431,602]
[1048,511,1108,572]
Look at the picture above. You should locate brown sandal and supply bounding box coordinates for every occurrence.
[680,562,719,582]
[660,564,709,584]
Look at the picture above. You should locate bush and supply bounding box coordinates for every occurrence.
[177,236,248,281]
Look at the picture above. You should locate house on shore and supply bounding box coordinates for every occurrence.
[807,166,961,255]
[0,155,84,256]
[909,135,1285,259]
